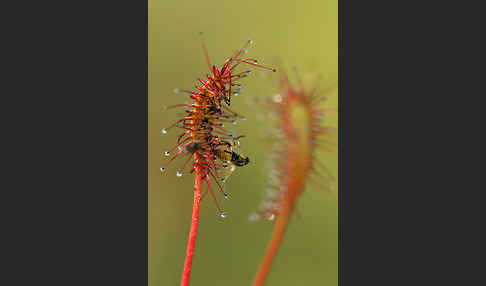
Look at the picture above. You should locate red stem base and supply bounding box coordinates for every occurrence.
[180,169,203,286]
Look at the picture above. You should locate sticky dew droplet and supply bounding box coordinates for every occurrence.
[249,212,260,222]
[273,94,282,103]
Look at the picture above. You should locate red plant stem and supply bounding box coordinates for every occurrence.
[180,160,203,286]
[252,197,296,286]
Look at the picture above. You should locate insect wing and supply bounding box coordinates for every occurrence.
[233,138,241,154]
[229,133,242,154]
[217,161,236,186]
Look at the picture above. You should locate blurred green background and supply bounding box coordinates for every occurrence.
[149,0,337,285]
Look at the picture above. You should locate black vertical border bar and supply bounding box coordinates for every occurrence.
[339,0,415,284]
[8,0,147,284]
[144,0,149,282]
[338,0,343,283]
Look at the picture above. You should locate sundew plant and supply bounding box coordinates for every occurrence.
[160,35,276,286]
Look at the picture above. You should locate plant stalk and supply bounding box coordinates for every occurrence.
[251,197,296,286]
[180,162,203,286]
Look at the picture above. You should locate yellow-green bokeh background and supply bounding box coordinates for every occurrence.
[149,1,338,285]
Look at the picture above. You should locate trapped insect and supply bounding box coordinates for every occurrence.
[214,135,250,184]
